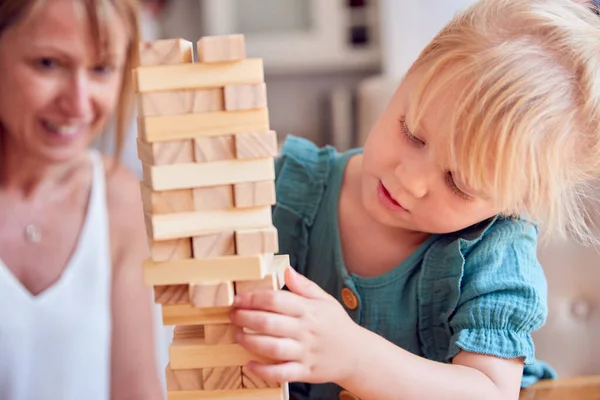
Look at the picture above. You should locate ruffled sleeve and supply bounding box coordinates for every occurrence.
[272,134,335,275]
[446,218,549,365]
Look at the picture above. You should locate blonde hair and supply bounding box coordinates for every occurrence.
[0,0,140,164]
[405,0,600,245]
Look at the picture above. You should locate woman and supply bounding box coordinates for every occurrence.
[0,0,163,399]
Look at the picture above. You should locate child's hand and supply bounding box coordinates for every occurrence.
[229,267,359,385]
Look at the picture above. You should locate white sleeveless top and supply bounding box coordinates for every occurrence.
[0,151,112,400]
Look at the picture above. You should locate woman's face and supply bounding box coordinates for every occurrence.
[0,0,129,164]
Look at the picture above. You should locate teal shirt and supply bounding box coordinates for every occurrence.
[273,135,556,400]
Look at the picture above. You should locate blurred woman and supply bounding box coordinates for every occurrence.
[0,0,163,399]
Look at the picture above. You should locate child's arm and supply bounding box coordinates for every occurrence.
[338,324,523,400]
[230,267,523,400]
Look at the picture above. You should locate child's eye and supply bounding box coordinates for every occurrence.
[399,116,425,147]
[445,172,472,200]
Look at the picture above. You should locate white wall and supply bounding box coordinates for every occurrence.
[379,0,479,79]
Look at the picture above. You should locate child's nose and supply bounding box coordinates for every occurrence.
[395,163,429,199]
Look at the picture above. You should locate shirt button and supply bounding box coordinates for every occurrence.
[341,287,358,310]
[339,390,360,400]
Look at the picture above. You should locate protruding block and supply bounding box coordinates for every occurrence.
[165,363,203,391]
[194,135,235,162]
[234,180,276,208]
[192,231,235,258]
[225,83,267,111]
[140,183,194,214]
[192,185,234,210]
[197,34,246,63]
[143,253,273,286]
[235,226,278,256]
[149,237,193,262]
[235,273,278,294]
[137,139,194,166]
[235,130,278,159]
[154,284,189,305]
[189,281,234,308]
[137,88,223,116]
[139,38,193,66]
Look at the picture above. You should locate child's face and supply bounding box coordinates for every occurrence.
[361,68,504,234]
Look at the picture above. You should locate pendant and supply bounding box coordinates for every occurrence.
[24,224,42,243]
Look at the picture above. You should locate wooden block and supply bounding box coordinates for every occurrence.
[167,387,288,400]
[189,281,234,308]
[235,130,278,159]
[233,180,276,208]
[202,367,242,390]
[269,255,290,290]
[165,363,203,391]
[154,284,189,305]
[139,38,193,66]
[139,109,269,143]
[143,157,274,191]
[197,34,246,63]
[140,183,193,214]
[192,185,234,210]
[137,88,223,116]
[143,253,273,286]
[242,367,279,389]
[149,238,192,262]
[137,138,194,166]
[192,231,235,258]
[134,58,263,93]
[162,304,231,326]
[173,325,205,340]
[146,205,273,241]
[225,83,267,111]
[235,226,278,256]
[170,339,270,369]
[204,324,239,345]
[235,274,277,294]
[194,135,235,162]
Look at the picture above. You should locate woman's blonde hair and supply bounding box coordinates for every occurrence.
[0,0,140,164]
[406,0,600,244]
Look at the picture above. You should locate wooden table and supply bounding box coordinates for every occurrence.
[519,375,600,399]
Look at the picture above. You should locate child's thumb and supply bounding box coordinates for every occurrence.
[284,267,328,300]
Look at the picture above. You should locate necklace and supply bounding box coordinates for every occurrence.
[24,224,42,243]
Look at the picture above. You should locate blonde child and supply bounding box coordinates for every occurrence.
[229,0,600,399]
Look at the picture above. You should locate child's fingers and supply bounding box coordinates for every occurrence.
[237,332,303,363]
[233,289,306,317]
[245,360,307,384]
[229,309,302,339]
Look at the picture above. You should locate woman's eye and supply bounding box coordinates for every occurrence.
[92,64,115,75]
[36,58,57,70]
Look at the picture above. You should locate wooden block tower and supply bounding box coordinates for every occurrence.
[134,34,289,400]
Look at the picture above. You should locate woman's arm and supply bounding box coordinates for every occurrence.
[338,324,523,400]
[106,161,163,400]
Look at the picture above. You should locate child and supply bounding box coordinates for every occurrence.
[229,0,600,399]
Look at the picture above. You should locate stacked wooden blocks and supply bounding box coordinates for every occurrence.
[134,34,289,400]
